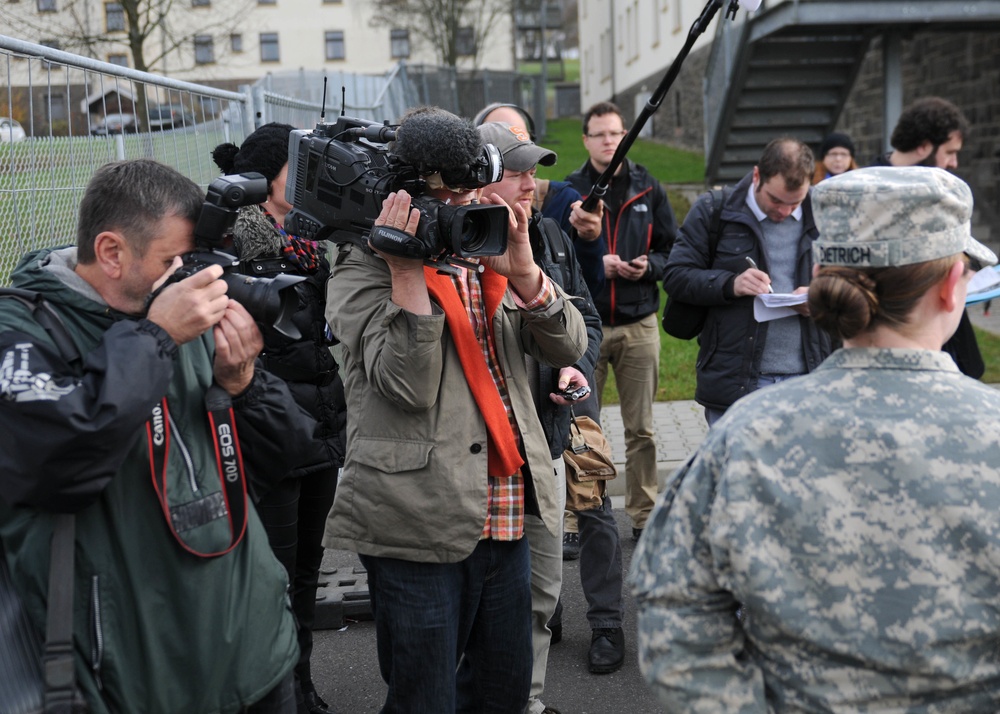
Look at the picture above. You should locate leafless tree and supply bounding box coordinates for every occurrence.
[368,0,512,69]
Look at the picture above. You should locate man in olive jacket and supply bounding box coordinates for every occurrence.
[324,108,587,714]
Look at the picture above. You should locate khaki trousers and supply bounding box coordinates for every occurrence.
[594,312,659,530]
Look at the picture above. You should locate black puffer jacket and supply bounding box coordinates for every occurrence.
[663,173,833,411]
[529,212,603,458]
[233,206,346,473]
[565,159,676,325]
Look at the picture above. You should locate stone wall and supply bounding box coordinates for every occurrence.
[840,34,1000,245]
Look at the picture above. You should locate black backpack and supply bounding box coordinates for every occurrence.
[661,188,727,340]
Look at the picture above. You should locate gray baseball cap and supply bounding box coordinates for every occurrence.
[476,121,557,173]
[812,166,997,270]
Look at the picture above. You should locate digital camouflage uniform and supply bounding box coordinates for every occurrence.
[631,348,1000,712]
[630,167,1000,713]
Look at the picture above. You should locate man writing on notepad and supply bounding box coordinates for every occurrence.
[663,137,833,426]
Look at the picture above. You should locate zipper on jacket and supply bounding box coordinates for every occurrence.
[607,186,654,326]
[168,411,198,492]
[90,575,104,690]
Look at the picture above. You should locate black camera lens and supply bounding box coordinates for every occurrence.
[437,203,508,258]
[221,272,304,339]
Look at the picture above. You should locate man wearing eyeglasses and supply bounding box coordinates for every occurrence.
[565,101,677,551]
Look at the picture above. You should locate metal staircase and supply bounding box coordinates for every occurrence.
[704,0,1000,184]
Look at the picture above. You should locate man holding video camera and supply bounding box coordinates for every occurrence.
[0,160,321,713]
[323,107,587,713]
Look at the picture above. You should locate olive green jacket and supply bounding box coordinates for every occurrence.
[323,243,587,563]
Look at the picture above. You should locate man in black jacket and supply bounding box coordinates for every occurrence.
[565,101,676,543]
[868,96,983,378]
[663,138,833,425]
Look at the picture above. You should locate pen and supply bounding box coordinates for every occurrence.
[745,256,773,293]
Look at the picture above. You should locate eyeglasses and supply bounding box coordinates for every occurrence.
[585,130,626,140]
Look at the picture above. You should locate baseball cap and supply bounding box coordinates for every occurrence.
[812,166,997,270]
[476,122,557,173]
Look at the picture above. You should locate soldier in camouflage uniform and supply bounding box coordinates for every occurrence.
[630,166,1000,712]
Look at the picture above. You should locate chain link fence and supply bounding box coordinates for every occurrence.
[1,35,539,282]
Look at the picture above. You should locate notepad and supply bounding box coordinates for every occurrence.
[753,292,808,322]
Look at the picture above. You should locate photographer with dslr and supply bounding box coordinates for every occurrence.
[213,123,346,714]
[0,159,320,713]
[322,107,587,713]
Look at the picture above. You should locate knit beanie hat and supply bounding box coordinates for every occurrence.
[211,122,294,183]
[819,132,855,159]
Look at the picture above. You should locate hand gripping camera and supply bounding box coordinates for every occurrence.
[283,114,509,271]
[164,173,305,339]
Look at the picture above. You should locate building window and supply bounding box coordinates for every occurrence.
[48,92,67,120]
[258,0,276,4]
[455,26,475,57]
[390,29,410,59]
[108,53,128,67]
[37,0,56,11]
[260,32,280,62]
[325,31,345,61]
[40,38,61,50]
[105,2,124,31]
[194,35,214,64]
[230,34,243,53]
[322,0,343,3]
[192,0,209,5]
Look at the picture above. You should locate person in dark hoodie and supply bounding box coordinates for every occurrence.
[213,123,346,714]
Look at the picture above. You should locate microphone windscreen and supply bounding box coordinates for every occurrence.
[738,0,762,11]
[391,107,483,177]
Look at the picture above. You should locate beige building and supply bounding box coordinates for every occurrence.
[0,0,514,84]
[576,0,718,114]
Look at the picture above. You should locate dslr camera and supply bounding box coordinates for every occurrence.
[163,173,305,339]
[283,114,509,270]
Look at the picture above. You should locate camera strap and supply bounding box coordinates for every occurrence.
[145,387,249,558]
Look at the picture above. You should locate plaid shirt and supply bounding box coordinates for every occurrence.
[451,266,556,541]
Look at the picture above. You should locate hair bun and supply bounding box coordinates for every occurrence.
[211,143,240,174]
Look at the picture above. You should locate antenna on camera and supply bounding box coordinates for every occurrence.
[341,86,347,117]
[320,77,328,122]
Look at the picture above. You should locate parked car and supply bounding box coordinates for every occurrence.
[148,105,195,131]
[91,113,139,136]
[0,117,26,143]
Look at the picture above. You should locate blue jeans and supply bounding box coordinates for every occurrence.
[360,537,532,714]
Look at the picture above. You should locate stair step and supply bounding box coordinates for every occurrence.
[739,88,843,109]
[729,107,835,126]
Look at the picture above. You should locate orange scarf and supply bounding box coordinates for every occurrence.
[423,266,524,479]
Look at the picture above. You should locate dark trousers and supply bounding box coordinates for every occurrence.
[577,495,624,628]
[256,466,338,696]
[361,538,532,714]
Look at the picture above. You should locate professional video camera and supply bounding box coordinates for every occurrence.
[283,112,509,271]
[157,172,305,339]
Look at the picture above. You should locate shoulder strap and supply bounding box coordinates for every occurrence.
[706,188,726,264]
[43,513,79,713]
[0,288,81,368]
[537,217,567,265]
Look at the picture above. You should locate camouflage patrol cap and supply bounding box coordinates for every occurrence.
[812,166,997,269]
